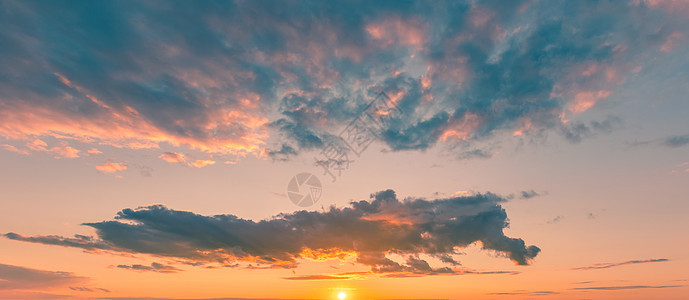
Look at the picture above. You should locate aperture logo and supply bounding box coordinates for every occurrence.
[287,172,322,207]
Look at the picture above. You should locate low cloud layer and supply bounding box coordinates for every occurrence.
[4,190,539,276]
[572,285,683,291]
[488,290,559,296]
[0,263,87,290]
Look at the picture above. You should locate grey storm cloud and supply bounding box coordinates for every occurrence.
[1,1,686,158]
[4,190,540,276]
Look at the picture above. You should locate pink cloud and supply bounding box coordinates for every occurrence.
[365,17,428,51]
[569,90,612,114]
[641,0,689,15]
[661,31,685,52]
[158,152,186,164]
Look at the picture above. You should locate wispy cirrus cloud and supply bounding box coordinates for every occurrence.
[572,284,683,291]
[1,1,686,163]
[488,290,559,296]
[116,262,181,274]
[4,190,539,277]
[69,286,110,293]
[285,268,520,281]
[572,258,669,270]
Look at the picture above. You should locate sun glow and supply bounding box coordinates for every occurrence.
[337,291,347,299]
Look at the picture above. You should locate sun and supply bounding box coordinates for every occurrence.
[337,291,347,299]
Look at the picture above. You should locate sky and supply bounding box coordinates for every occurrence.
[1,0,688,299]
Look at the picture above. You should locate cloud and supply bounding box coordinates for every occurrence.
[116,262,182,274]
[158,152,216,168]
[2,139,81,158]
[158,152,187,164]
[283,274,350,281]
[572,285,683,291]
[547,216,562,224]
[103,298,284,300]
[488,290,559,296]
[558,116,622,144]
[0,1,685,161]
[69,286,110,293]
[87,148,102,155]
[627,133,689,150]
[0,263,87,290]
[49,144,80,159]
[663,134,689,148]
[4,189,540,276]
[265,144,298,162]
[96,161,127,173]
[2,144,29,155]
[572,258,669,270]
[286,268,519,281]
[519,190,541,199]
[190,160,215,168]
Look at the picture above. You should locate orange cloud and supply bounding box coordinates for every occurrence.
[159,152,216,168]
[26,139,48,151]
[441,113,482,141]
[87,148,102,155]
[50,144,80,159]
[5,139,81,158]
[96,162,127,173]
[190,160,215,168]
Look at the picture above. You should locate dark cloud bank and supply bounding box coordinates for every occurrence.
[5,190,539,276]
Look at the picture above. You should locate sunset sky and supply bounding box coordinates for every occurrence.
[1,0,689,299]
